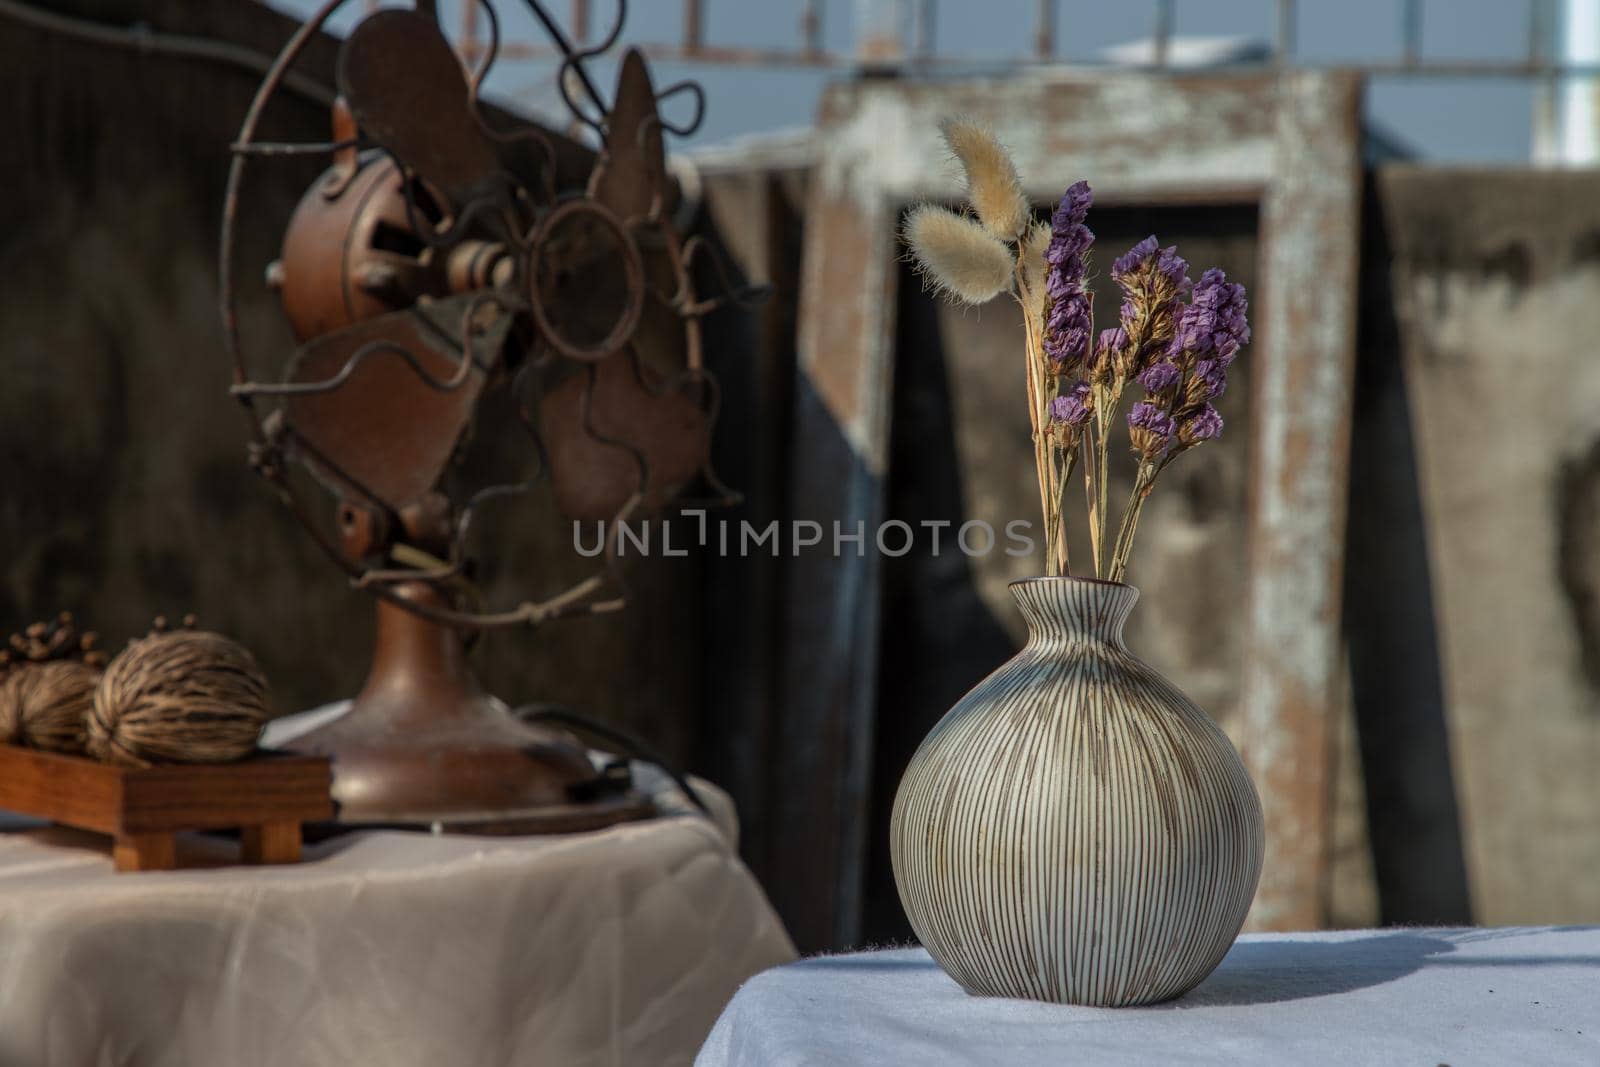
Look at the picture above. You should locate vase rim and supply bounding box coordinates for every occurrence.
[1009,575,1138,593]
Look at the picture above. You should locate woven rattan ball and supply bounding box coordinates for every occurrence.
[88,631,270,767]
[0,673,19,744]
[0,661,100,754]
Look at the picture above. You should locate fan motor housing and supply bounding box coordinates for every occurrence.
[269,153,449,344]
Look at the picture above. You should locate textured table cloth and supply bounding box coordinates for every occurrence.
[0,758,793,1067]
[700,927,1600,1066]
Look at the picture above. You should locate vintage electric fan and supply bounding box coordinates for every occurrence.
[219,1,740,830]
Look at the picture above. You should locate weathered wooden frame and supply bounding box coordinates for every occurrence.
[780,71,1364,947]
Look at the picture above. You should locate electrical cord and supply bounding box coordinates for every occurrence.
[512,702,712,817]
[0,0,336,107]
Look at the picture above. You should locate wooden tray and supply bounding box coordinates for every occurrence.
[0,744,334,872]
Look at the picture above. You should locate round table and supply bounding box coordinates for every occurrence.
[0,760,793,1067]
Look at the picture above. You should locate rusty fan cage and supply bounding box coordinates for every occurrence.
[217,0,755,829]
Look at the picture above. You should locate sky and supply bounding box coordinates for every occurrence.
[271,0,1561,162]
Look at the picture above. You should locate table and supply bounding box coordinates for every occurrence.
[0,760,794,1067]
[699,927,1600,1066]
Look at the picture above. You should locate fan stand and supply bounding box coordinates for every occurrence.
[289,581,654,833]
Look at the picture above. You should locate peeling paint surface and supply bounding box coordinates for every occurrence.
[1239,73,1364,932]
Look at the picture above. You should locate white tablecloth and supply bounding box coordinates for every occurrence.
[699,927,1600,1066]
[0,762,794,1067]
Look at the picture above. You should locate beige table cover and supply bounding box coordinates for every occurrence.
[0,763,794,1067]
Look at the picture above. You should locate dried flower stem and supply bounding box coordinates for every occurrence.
[1107,464,1152,583]
[1096,387,1111,568]
[1055,451,1075,575]
[1016,265,1066,576]
[1081,429,1100,574]
[1108,451,1176,582]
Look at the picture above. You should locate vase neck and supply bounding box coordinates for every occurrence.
[1010,578,1138,650]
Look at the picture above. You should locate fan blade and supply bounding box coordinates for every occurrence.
[588,49,668,220]
[338,9,502,211]
[541,353,710,523]
[282,293,510,509]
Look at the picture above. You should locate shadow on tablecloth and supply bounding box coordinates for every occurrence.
[1172,927,1600,1008]
[794,927,1600,1009]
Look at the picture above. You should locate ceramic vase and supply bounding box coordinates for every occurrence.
[890,576,1263,1007]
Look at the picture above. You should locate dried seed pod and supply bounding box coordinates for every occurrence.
[0,613,108,679]
[89,631,270,767]
[145,614,199,639]
[1,661,101,754]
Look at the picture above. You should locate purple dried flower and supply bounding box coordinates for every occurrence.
[1197,360,1227,396]
[1112,237,1189,290]
[1092,326,1128,377]
[1109,235,1192,383]
[1192,268,1229,304]
[1111,237,1158,280]
[1050,381,1093,427]
[1128,401,1172,437]
[1156,250,1191,293]
[1177,404,1224,447]
[1041,181,1095,375]
[1045,268,1074,300]
[1050,180,1092,231]
[1168,267,1249,369]
[1127,400,1174,460]
[1044,184,1093,269]
[1137,360,1180,393]
[1044,300,1091,372]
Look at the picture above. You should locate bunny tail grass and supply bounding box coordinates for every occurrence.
[903,203,1014,306]
[940,117,1030,240]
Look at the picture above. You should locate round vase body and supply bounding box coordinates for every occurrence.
[891,577,1263,1007]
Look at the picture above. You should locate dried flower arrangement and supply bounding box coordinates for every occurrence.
[903,119,1250,582]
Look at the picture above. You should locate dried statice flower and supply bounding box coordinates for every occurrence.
[1098,326,1126,352]
[1136,360,1180,395]
[1050,381,1093,426]
[1127,400,1173,460]
[1049,381,1093,449]
[1042,182,1094,376]
[1169,267,1249,368]
[1176,404,1224,448]
[940,117,1030,240]
[1166,268,1248,452]
[1045,292,1092,377]
[1095,327,1127,378]
[1110,236,1157,279]
[1047,181,1093,260]
[1111,235,1191,382]
[903,203,1014,306]
[1180,359,1228,408]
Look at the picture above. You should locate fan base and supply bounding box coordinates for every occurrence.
[288,583,655,833]
[290,707,658,833]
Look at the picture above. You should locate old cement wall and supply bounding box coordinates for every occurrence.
[1378,166,1600,924]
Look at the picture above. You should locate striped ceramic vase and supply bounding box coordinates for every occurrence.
[890,576,1263,1007]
